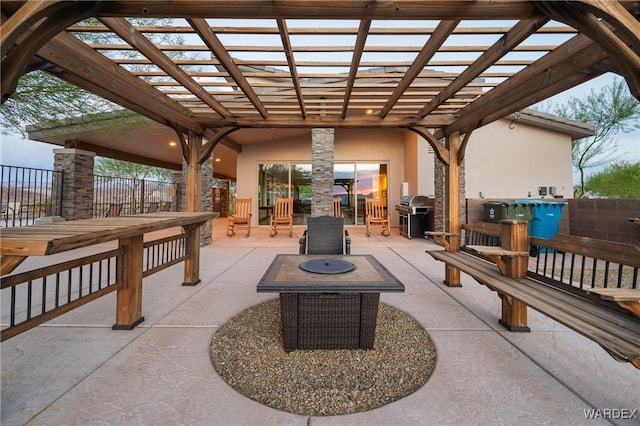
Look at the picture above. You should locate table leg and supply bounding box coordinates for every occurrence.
[182,223,201,286]
[113,235,144,330]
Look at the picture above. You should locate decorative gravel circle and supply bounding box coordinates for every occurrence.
[210,298,436,416]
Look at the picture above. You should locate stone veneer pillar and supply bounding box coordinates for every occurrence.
[53,148,95,220]
[311,128,335,217]
[180,158,213,246]
[433,156,466,231]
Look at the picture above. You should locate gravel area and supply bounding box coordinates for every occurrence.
[210,298,436,416]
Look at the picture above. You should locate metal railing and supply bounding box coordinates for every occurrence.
[0,165,63,227]
[94,175,175,217]
[462,222,639,290]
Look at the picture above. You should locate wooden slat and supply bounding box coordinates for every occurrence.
[587,288,640,302]
[531,234,640,268]
[0,212,215,256]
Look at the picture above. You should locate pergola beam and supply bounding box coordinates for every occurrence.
[36,32,206,135]
[99,17,231,119]
[379,20,458,118]
[341,19,370,119]
[277,19,306,119]
[73,1,544,20]
[440,34,610,138]
[416,17,549,119]
[188,18,269,119]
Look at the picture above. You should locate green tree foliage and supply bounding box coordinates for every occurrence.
[1,18,185,136]
[94,158,172,182]
[584,162,640,199]
[95,157,173,213]
[539,79,640,198]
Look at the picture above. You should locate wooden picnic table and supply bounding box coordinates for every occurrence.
[1,212,216,330]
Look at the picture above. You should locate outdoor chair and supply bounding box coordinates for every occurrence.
[333,197,343,218]
[365,198,390,237]
[147,202,160,213]
[160,201,172,211]
[227,197,252,237]
[299,215,351,255]
[104,203,123,217]
[270,197,293,237]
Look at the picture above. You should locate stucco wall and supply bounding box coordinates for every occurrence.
[236,128,406,227]
[465,118,573,199]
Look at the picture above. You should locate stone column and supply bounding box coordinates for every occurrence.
[180,156,213,246]
[53,148,95,220]
[311,128,335,217]
[200,157,213,245]
[172,170,182,212]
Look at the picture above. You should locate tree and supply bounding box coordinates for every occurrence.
[584,162,640,199]
[538,79,640,198]
[1,18,185,136]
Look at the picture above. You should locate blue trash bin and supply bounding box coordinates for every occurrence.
[515,200,567,253]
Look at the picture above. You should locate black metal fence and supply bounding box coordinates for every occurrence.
[0,165,63,227]
[93,175,175,217]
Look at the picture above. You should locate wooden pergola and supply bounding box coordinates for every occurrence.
[2,1,640,283]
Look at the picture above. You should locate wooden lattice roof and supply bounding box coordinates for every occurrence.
[2,1,639,151]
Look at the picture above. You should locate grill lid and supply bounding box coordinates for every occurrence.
[400,195,429,207]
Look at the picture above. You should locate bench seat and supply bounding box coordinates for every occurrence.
[427,249,640,368]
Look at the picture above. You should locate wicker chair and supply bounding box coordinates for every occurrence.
[227,198,252,236]
[365,198,390,236]
[270,197,293,237]
[147,202,160,213]
[299,215,351,254]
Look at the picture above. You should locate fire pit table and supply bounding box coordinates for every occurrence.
[257,254,404,351]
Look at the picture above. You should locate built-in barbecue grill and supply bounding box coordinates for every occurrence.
[395,195,430,239]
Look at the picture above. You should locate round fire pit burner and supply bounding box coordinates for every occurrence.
[299,258,356,274]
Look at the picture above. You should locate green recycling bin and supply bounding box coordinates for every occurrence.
[483,201,535,223]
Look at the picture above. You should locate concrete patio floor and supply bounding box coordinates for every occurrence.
[1,218,638,425]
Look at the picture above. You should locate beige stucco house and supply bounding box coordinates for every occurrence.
[234,109,594,229]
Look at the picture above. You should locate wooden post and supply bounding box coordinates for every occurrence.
[113,236,144,329]
[183,131,202,286]
[498,219,530,332]
[183,224,201,286]
[444,131,462,287]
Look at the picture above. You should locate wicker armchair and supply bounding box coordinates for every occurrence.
[299,215,351,255]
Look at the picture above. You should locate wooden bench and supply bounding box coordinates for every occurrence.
[586,288,640,317]
[428,249,640,368]
[426,220,640,369]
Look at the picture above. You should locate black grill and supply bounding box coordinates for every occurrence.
[395,195,430,239]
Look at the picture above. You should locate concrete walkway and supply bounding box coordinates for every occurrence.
[1,218,638,425]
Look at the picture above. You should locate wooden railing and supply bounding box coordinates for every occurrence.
[1,234,185,341]
[1,249,123,341]
[462,222,639,291]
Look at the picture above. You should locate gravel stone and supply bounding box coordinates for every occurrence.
[210,299,436,416]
